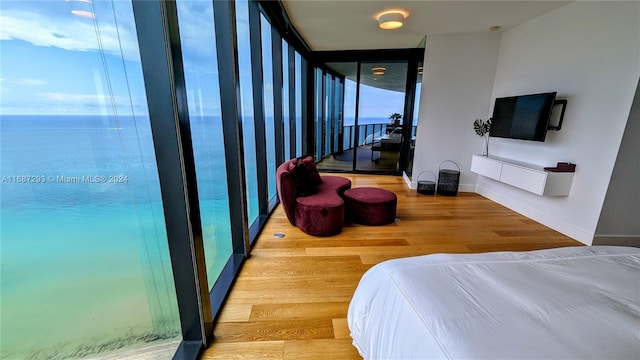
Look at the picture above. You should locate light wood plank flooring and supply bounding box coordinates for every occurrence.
[202,174,582,359]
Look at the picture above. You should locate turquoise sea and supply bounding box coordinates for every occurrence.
[0,114,232,359]
[0,114,393,359]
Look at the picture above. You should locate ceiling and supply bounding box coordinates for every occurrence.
[281,1,572,51]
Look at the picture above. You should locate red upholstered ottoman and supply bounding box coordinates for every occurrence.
[344,187,397,226]
[295,193,345,236]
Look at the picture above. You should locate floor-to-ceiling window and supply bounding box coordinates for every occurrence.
[260,14,277,203]
[1,1,181,358]
[235,0,259,226]
[176,0,233,288]
[282,39,291,161]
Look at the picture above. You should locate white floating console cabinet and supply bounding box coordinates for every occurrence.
[471,155,574,196]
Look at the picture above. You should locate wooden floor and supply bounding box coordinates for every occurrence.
[201,174,582,359]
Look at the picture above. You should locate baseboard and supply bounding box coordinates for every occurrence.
[475,184,594,245]
[592,235,640,248]
[403,172,414,189]
[458,184,475,193]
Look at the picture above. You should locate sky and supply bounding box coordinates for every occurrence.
[0,0,147,115]
[0,0,409,119]
[0,0,223,116]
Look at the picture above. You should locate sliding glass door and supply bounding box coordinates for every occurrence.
[355,61,408,172]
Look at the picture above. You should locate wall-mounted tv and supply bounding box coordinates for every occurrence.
[489,92,557,142]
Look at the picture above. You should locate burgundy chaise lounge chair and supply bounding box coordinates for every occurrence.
[276,156,351,236]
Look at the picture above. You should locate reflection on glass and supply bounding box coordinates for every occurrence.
[260,14,276,201]
[1,1,180,358]
[356,61,408,172]
[235,0,259,225]
[176,0,232,288]
[282,39,291,161]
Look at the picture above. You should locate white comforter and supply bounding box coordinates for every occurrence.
[348,246,640,359]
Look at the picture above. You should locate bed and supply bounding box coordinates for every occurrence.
[347,246,640,359]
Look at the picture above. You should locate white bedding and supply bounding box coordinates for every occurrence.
[347,246,640,359]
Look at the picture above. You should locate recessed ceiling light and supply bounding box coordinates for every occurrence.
[371,67,386,71]
[489,26,501,32]
[373,71,385,75]
[377,10,408,30]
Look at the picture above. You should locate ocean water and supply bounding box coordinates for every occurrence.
[0,113,392,358]
[0,115,232,359]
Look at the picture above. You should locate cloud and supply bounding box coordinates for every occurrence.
[18,79,46,86]
[0,8,140,61]
[40,91,121,103]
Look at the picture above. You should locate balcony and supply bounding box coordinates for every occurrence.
[317,122,417,172]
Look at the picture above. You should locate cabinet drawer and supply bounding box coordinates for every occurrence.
[471,155,502,181]
[500,164,547,195]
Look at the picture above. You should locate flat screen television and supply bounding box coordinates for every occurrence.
[489,92,557,142]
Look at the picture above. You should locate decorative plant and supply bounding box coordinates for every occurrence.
[473,118,492,156]
[389,113,402,125]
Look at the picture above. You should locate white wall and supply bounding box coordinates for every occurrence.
[594,79,640,247]
[412,33,502,191]
[478,1,640,244]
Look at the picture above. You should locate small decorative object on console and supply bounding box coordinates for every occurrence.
[473,118,492,156]
[544,162,576,172]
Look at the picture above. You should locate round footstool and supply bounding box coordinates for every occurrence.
[295,194,345,236]
[344,187,397,226]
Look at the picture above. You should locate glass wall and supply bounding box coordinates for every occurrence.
[260,14,277,201]
[235,0,259,225]
[282,39,291,161]
[1,1,180,358]
[176,1,232,287]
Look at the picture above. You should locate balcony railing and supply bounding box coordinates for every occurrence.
[341,123,418,152]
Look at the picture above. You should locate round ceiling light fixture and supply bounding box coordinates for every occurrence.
[371,67,386,71]
[373,71,385,75]
[378,10,407,30]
